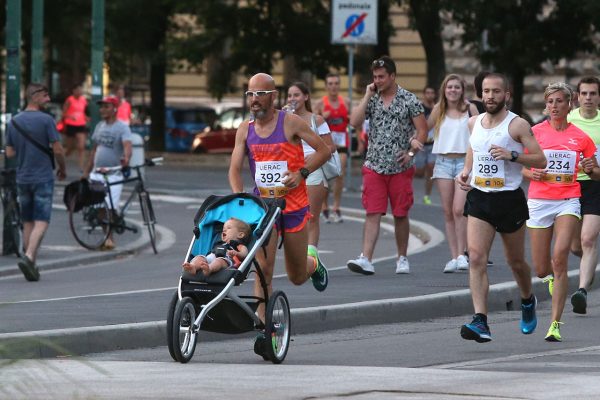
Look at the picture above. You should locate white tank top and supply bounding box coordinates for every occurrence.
[432,113,470,154]
[469,111,523,192]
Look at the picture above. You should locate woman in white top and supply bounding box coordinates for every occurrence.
[286,82,337,250]
[428,74,479,273]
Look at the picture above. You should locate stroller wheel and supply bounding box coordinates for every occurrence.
[171,297,198,363]
[166,290,178,361]
[264,290,291,364]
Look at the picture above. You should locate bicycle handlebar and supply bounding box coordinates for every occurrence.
[94,157,164,174]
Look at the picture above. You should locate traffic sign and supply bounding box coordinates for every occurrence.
[331,0,378,45]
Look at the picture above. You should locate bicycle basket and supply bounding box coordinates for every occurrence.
[63,179,106,212]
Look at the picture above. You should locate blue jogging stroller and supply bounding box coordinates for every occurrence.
[166,193,291,364]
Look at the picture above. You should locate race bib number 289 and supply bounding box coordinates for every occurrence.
[255,161,288,198]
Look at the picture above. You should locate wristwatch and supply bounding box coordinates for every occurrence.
[408,151,415,157]
[510,151,519,162]
[300,167,310,179]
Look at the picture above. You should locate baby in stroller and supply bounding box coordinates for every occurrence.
[182,217,250,275]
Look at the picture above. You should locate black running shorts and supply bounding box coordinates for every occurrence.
[464,187,529,233]
[579,180,600,216]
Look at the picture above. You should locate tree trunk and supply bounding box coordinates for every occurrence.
[509,67,525,117]
[149,59,166,151]
[408,0,446,90]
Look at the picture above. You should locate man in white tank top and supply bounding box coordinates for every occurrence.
[455,73,547,343]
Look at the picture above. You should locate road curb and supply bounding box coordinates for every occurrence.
[1,268,579,359]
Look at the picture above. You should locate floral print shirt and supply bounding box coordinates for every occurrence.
[365,85,424,174]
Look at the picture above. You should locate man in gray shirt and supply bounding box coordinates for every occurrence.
[83,95,132,250]
[6,83,67,281]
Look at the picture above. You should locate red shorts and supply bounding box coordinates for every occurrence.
[362,166,414,217]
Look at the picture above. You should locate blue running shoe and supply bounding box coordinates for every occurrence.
[520,295,537,334]
[461,315,492,343]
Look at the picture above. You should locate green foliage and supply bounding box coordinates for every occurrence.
[449,0,597,76]
[171,0,347,98]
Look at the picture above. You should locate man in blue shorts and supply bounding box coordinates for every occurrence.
[6,83,67,281]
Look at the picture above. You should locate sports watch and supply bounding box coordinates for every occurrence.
[510,151,519,162]
[300,167,310,179]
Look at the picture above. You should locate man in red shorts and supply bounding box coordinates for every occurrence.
[346,56,428,275]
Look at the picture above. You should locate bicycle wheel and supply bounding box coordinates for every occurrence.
[5,199,23,257]
[139,190,157,254]
[69,198,112,250]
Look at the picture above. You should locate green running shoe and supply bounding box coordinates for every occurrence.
[308,245,328,292]
[544,320,563,342]
[542,275,554,296]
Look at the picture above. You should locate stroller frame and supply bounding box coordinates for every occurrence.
[167,193,291,364]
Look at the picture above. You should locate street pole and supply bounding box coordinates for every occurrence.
[4,0,22,255]
[31,0,44,84]
[90,0,105,131]
[346,44,354,190]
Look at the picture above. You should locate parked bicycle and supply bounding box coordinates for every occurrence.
[68,157,163,253]
[0,168,23,257]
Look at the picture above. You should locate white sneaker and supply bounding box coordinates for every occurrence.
[456,255,469,270]
[396,256,410,274]
[444,259,458,273]
[347,254,375,275]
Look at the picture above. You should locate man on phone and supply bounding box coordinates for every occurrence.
[346,56,428,275]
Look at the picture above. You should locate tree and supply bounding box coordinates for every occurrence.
[448,0,598,115]
[170,0,348,99]
[399,0,446,90]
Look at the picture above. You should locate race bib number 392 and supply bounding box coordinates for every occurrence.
[255,161,288,198]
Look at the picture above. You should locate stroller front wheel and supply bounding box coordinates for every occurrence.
[171,296,198,363]
[264,290,291,364]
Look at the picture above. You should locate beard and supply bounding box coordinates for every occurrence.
[250,102,268,120]
[484,99,506,115]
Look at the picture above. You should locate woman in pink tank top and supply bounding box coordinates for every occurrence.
[62,84,89,170]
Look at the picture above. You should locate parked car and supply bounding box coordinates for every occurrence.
[191,107,246,153]
[165,105,217,152]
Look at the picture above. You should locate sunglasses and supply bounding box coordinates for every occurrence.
[245,90,276,98]
[372,59,386,67]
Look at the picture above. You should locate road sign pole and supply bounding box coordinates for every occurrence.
[346,44,355,191]
[31,0,44,84]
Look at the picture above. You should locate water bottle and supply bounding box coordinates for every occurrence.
[283,100,297,114]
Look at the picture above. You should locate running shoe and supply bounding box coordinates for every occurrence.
[571,289,587,314]
[254,332,268,360]
[347,254,375,275]
[463,251,493,266]
[520,295,537,334]
[542,275,554,296]
[443,259,458,273]
[461,314,492,343]
[308,245,328,291]
[18,255,40,282]
[456,254,469,271]
[332,209,343,223]
[322,209,331,224]
[396,256,410,274]
[544,320,563,342]
[423,195,432,205]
